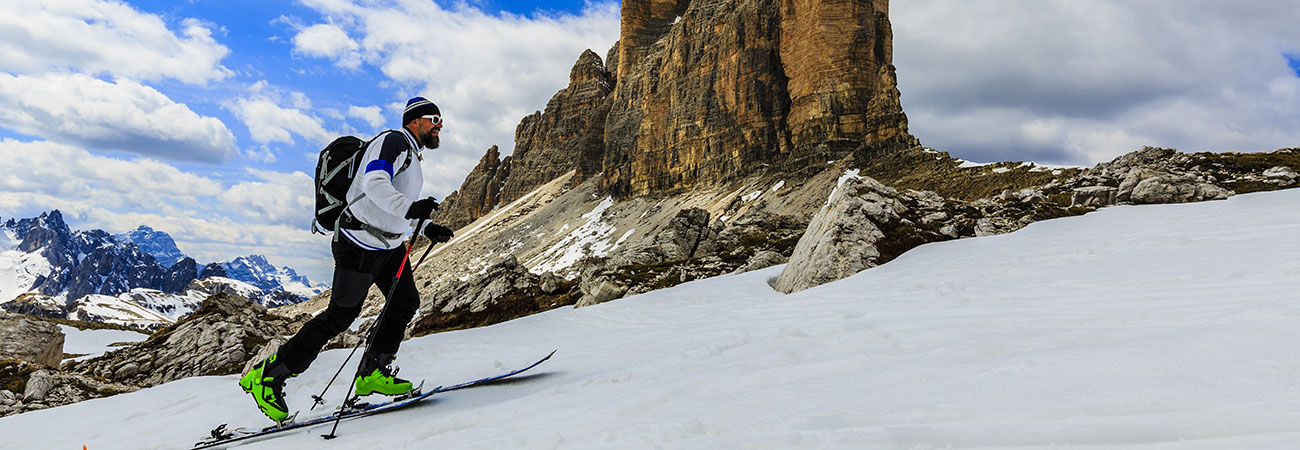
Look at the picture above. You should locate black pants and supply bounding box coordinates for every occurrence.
[275,238,420,374]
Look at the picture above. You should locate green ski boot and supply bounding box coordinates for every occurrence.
[354,352,414,397]
[238,353,295,422]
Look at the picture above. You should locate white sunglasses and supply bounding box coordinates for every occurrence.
[421,115,442,125]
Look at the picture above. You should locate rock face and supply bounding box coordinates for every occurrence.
[774,176,904,294]
[64,293,297,387]
[603,0,916,197]
[0,312,64,367]
[444,0,917,227]
[434,146,510,230]
[436,51,614,229]
[502,49,614,203]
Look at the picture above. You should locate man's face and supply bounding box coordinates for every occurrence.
[414,115,441,149]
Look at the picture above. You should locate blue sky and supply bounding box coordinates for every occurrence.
[0,0,1297,284]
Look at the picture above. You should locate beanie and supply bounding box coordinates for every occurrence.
[402,97,440,125]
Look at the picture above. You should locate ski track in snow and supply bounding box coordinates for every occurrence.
[2,189,1300,449]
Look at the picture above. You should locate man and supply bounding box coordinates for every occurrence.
[239,97,456,422]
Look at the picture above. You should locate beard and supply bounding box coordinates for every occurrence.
[420,131,439,149]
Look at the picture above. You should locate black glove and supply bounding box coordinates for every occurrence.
[422,223,454,244]
[405,197,439,219]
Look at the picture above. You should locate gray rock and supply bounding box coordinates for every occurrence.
[1129,173,1231,204]
[1264,166,1297,183]
[0,312,64,368]
[1072,186,1118,207]
[113,362,140,380]
[652,208,721,260]
[22,369,55,401]
[774,176,904,294]
[734,250,788,274]
[575,280,628,308]
[0,389,15,406]
[538,272,561,294]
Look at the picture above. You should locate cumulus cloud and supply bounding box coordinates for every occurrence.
[218,169,316,227]
[0,139,223,214]
[892,0,1300,164]
[0,0,231,85]
[348,105,386,129]
[0,73,238,163]
[294,23,363,69]
[289,0,621,195]
[227,82,336,149]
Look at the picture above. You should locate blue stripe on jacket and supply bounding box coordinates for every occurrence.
[365,159,394,179]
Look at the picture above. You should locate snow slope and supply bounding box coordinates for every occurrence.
[58,325,148,362]
[2,189,1299,449]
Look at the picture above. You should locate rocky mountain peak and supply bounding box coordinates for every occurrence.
[115,225,186,269]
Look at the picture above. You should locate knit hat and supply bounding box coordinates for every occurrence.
[402,97,440,125]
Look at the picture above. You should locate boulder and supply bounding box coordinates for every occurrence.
[734,250,788,274]
[652,208,721,260]
[774,176,904,294]
[1072,186,1118,207]
[0,312,64,367]
[1264,166,1298,184]
[22,369,54,401]
[1121,169,1232,204]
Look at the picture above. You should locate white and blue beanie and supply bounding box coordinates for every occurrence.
[402,97,440,125]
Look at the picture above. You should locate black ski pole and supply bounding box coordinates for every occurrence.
[321,219,424,439]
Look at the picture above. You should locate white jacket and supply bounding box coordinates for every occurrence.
[340,128,424,250]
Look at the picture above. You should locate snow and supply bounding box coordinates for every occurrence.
[58,325,148,362]
[69,293,173,328]
[0,229,53,303]
[527,197,621,277]
[3,188,1300,449]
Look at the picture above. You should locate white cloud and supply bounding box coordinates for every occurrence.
[348,105,386,129]
[228,96,334,147]
[892,0,1300,164]
[291,0,621,196]
[0,0,231,85]
[0,73,238,163]
[218,169,316,228]
[294,23,362,69]
[0,139,223,214]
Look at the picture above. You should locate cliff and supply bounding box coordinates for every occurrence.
[444,0,917,226]
[603,0,917,197]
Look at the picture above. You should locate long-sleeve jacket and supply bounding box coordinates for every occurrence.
[340,128,423,250]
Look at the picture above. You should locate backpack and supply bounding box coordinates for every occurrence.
[311,130,411,235]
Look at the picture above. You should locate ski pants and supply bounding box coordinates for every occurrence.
[276,238,420,374]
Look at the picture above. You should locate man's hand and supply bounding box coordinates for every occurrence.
[422,223,454,244]
[405,197,439,219]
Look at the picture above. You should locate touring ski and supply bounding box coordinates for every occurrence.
[193,350,555,449]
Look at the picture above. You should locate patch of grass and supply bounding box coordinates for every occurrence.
[853,148,1082,201]
[0,359,38,394]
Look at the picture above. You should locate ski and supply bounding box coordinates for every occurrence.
[194,350,556,449]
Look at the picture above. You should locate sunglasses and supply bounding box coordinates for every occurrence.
[421,115,443,125]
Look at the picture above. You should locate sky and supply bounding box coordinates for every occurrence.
[2,186,1299,448]
[0,0,1297,283]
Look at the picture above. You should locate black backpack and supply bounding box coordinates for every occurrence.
[311,130,411,235]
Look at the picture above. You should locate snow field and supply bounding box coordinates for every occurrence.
[0,188,1298,449]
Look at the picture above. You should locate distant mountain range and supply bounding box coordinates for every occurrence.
[0,210,324,327]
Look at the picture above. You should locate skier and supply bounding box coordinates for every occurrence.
[239,97,456,422]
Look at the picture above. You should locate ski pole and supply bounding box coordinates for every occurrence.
[313,219,423,431]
